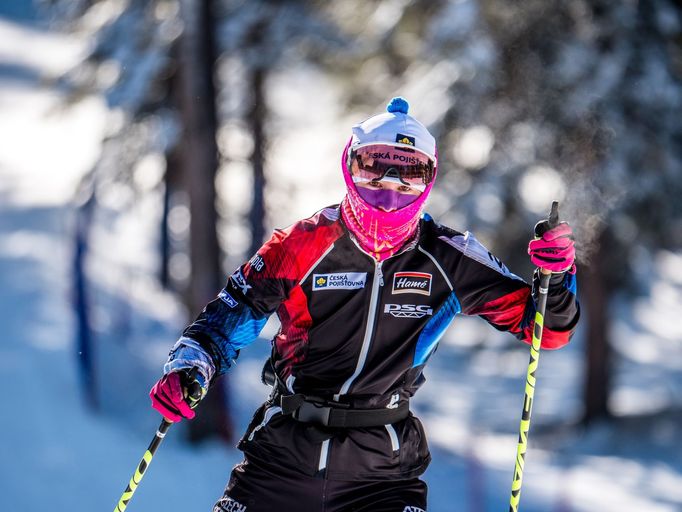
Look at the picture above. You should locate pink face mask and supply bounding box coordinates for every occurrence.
[355,187,420,211]
[340,140,437,261]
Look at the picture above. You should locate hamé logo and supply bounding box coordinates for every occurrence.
[395,133,415,146]
[392,272,432,296]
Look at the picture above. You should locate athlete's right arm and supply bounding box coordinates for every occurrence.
[150,210,345,420]
[149,229,293,421]
[165,226,298,385]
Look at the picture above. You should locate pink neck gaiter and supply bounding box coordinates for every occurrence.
[340,140,436,261]
[355,187,420,211]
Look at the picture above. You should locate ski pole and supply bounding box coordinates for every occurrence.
[113,418,172,512]
[114,368,203,512]
[509,201,560,512]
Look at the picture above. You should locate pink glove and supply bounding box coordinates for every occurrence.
[528,222,576,273]
[150,372,196,422]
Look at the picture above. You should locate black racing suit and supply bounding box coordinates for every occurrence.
[170,205,580,511]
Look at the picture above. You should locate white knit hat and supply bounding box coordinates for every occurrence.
[350,97,437,161]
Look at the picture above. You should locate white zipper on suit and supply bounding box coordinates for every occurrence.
[335,258,384,399]
[318,258,384,472]
[316,229,419,474]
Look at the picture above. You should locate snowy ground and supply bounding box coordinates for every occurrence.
[2,6,682,512]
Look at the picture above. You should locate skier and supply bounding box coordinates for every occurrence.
[150,97,579,512]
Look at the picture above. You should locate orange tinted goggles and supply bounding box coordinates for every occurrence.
[350,144,435,190]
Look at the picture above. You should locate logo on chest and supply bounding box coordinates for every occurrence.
[384,303,434,319]
[391,272,432,296]
[312,272,367,291]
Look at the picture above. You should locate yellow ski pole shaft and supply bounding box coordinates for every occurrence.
[114,418,172,512]
[114,368,204,512]
[509,201,559,512]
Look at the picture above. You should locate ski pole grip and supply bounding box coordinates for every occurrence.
[182,367,205,409]
[534,200,560,238]
[548,201,559,228]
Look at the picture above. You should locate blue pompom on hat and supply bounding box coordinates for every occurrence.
[386,96,409,114]
[351,96,436,161]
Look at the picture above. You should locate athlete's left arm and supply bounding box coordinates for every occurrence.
[446,232,580,349]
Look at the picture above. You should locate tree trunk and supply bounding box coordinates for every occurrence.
[177,0,232,443]
[247,50,267,256]
[581,227,612,424]
[159,145,181,290]
[178,0,221,311]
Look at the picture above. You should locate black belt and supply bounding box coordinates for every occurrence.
[279,393,409,428]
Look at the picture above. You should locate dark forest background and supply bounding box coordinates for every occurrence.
[45,0,682,442]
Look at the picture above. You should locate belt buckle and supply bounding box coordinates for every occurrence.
[294,401,332,426]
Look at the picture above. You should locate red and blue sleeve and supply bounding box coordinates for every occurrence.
[181,209,345,378]
[444,232,579,349]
